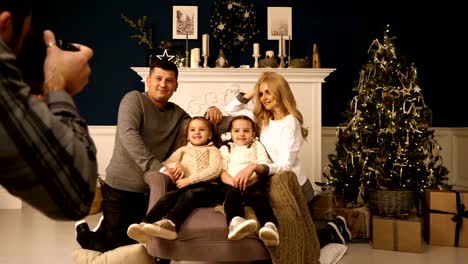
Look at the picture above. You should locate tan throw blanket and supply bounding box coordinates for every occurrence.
[216,171,320,264]
[267,171,320,264]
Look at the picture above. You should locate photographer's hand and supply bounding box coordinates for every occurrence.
[42,30,93,96]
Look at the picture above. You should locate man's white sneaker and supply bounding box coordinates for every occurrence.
[228,216,258,240]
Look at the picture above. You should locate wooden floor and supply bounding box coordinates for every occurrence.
[1,204,468,264]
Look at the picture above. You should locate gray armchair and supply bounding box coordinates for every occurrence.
[143,171,270,262]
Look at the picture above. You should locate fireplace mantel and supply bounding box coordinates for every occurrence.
[131,67,335,189]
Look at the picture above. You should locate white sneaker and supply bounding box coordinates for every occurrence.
[259,222,280,246]
[127,223,150,243]
[143,219,177,240]
[228,216,258,240]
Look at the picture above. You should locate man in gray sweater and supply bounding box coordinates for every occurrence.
[75,60,222,252]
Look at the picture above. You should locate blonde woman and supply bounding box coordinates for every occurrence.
[224,71,352,247]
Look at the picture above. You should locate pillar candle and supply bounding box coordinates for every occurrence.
[190,48,200,68]
[278,35,286,57]
[253,43,260,56]
[202,34,209,56]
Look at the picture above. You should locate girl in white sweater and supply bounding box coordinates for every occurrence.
[219,115,279,246]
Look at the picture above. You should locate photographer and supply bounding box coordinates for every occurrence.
[0,0,98,220]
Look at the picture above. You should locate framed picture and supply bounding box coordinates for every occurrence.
[267,7,292,40]
[172,5,198,39]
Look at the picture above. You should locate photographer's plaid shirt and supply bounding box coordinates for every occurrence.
[0,39,98,220]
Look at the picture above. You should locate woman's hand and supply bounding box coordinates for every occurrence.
[244,88,256,100]
[234,164,256,191]
[246,173,259,187]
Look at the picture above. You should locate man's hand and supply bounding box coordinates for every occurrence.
[205,106,223,125]
[42,30,94,96]
[176,177,191,189]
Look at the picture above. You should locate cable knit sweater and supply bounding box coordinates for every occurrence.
[163,142,223,184]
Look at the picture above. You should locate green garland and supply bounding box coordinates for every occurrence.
[210,0,257,52]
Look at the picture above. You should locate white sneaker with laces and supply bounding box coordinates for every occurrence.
[259,222,280,246]
[228,216,258,240]
[127,223,150,243]
[143,219,177,240]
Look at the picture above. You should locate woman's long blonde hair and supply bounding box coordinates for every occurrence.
[252,72,309,139]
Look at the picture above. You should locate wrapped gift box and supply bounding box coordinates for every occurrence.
[372,215,423,253]
[424,189,468,247]
[335,206,370,239]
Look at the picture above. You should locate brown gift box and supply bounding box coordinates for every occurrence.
[310,190,335,220]
[424,189,468,247]
[372,215,423,253]
[335,206,370,239]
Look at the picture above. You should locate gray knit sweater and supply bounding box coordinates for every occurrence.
[105,91,190,193]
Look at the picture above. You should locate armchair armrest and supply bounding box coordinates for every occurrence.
[144,171,171,214]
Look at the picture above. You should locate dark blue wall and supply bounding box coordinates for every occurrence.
[32,0,466,127]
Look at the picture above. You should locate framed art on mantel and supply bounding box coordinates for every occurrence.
[172,5,198,39]
[267,6,292,40]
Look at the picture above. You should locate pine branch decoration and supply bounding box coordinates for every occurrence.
[121,14,153,49]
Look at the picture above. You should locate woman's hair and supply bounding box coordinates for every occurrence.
[252,72,309,139]
[183,116,217,146]
[225,115,257,150]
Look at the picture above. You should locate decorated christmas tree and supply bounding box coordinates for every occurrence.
[210,0,257,52]
[318,26,449,207]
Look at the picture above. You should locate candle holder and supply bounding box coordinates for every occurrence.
[252,54,260,68]
[184,31,189,68]
[279,53,285,68]
[203,54,209,68]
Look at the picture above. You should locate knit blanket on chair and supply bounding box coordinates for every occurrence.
[215,171,321,264]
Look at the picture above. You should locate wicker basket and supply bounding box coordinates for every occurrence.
[368,189,413,218]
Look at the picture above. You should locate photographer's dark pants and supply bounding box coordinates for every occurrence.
[77,183,149,252]
[221,180,278,227]
[143,182,220,231]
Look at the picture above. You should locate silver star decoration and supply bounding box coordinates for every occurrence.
[244,11,250,18]
[156,49,175,61]
[237,35,245,42]
[217,23,225,30]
